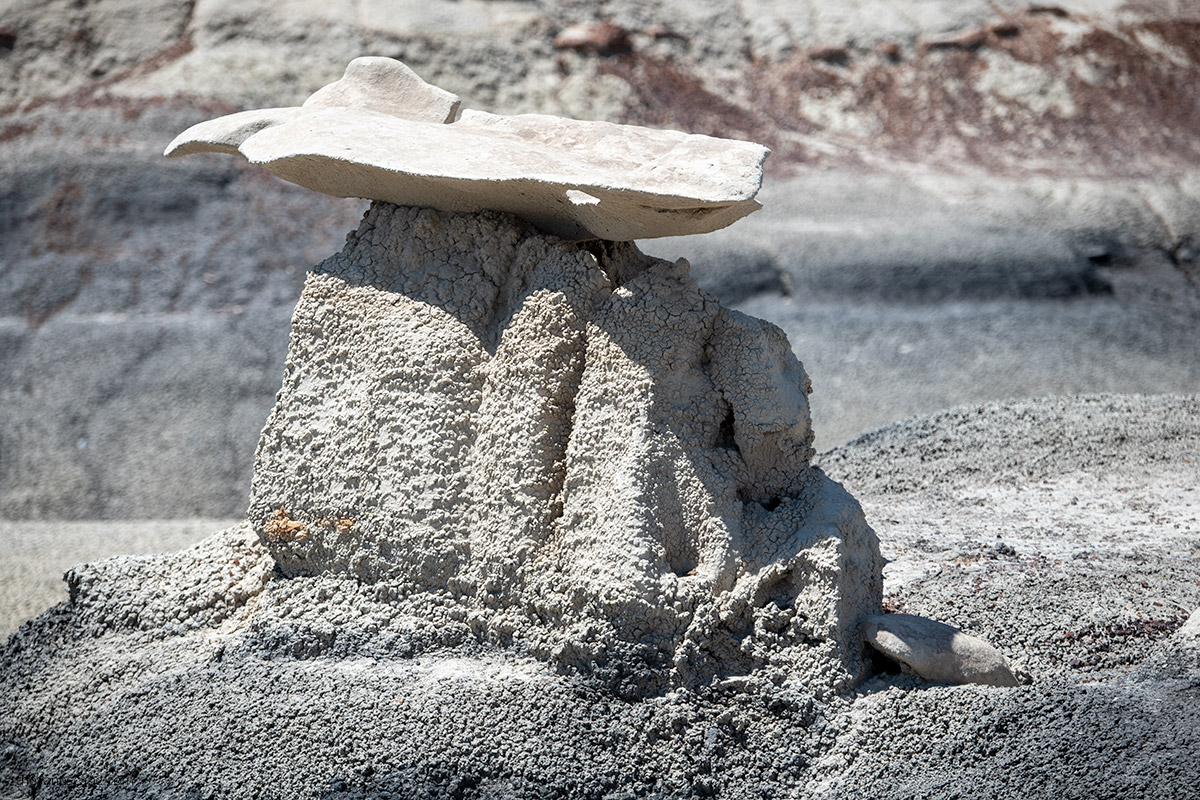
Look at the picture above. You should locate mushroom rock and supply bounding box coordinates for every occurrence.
[165,57,769,242]
[165,57,881,695]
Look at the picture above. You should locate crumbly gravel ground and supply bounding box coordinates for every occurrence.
[2,394,1197,800]
[818,394,1200,683]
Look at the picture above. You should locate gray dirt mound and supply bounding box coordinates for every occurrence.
[818,393,1200,496]
[820,394,1200,681]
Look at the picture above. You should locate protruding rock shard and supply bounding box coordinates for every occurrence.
[862,612,1019,687]
[165,57,769,241]
[302,57,462,123]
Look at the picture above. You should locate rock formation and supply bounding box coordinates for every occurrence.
[157,58,879,691]
[243,199,881,694]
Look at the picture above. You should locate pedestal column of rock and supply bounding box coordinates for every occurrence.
[171,57,883,694]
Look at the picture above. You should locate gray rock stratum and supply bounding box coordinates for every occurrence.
[3,0,1200,518]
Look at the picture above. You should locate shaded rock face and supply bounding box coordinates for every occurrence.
[248,202,882,693]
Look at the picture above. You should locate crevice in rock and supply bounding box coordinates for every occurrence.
[715,407,737,450]
[0,26,17,54]
[543,336,586,541]
[580,239,653,287]
[759,496,782,512]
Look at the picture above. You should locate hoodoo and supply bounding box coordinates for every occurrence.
[168,57,885,694]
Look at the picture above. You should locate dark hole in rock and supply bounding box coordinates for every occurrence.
[715,408,737,450]
[866,645,904,676]
[1028,5,1070,18]
[809,46,850,66]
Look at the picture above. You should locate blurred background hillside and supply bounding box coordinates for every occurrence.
[2,0,1199,526]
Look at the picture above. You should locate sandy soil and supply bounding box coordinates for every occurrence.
[0,518,239,636]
